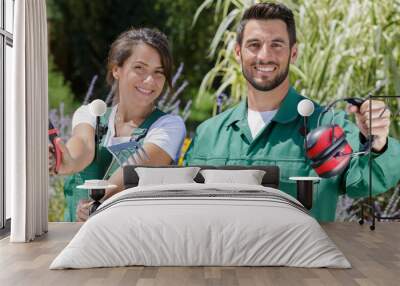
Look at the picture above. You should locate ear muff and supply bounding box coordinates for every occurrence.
[312,143,352,178]
[306,125,345,160]
[305,125,353,178]
[310,138,347,168]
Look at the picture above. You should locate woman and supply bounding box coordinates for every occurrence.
[49,28,186,222]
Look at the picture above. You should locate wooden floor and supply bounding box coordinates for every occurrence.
[0,222,399,286]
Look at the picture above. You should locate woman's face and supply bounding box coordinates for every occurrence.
[113,43,166,108]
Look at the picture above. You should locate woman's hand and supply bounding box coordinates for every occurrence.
[48,139,76,175]
[76,199,92,222]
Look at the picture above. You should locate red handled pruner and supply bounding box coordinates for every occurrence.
[48,120,62,173]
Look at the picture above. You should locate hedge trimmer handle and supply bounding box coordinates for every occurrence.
[48,120,62,173]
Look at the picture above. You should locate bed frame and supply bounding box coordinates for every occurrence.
[123,165,280,190]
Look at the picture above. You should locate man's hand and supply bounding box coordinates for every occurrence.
[347,100,390,152]
[76,199,92,222]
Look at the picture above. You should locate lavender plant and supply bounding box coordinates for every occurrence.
[83,75,98,105]
[215,92,234,115]
[157,63,192,121]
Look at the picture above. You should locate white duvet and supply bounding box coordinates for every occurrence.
[50,183,351,269]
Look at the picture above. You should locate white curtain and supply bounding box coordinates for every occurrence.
[7,0,48,242]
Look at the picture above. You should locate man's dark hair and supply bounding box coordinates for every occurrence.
[237,2,296,47]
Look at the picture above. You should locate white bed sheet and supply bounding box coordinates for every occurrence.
[50,183,351,269]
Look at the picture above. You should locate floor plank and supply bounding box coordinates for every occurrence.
[0,222,399,286]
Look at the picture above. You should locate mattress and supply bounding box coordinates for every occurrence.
[50,183,351,269]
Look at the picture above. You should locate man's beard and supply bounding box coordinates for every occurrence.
[241,57,290,92]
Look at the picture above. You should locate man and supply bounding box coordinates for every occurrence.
[184,2,400,221]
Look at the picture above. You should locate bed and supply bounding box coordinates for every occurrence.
[50,165,350,269]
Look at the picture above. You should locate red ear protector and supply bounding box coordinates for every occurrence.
[304,98,372,178]
[48,120,62,173]
[306,124,353,178]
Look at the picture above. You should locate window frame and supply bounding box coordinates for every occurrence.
[0,0,14,234]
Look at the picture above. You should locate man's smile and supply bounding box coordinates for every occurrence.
[253,64,278,75]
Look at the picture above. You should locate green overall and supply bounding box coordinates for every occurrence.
[63,107,166,221]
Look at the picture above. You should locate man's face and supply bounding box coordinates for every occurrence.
[235,19,297,92]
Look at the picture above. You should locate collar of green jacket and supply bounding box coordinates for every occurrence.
[226,86,304,129]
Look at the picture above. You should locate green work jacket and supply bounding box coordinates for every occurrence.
[184,87,400,221]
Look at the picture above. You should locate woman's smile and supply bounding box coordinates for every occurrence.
[135,86,154,96]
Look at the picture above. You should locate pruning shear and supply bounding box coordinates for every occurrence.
[48,120,62,173]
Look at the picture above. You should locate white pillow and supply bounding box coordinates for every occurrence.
[135,167,201,186]
[200,169,266,185]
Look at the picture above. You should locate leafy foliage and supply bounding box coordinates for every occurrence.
[48,56,79,114]
[47,0,218,107]
[47,0,161,100]
[48,178,65,222]
[195,0,400,133]
[48,101,72,222]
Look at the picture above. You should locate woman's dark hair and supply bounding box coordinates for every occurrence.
[237,2,296,47]
[106,27,173,102]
